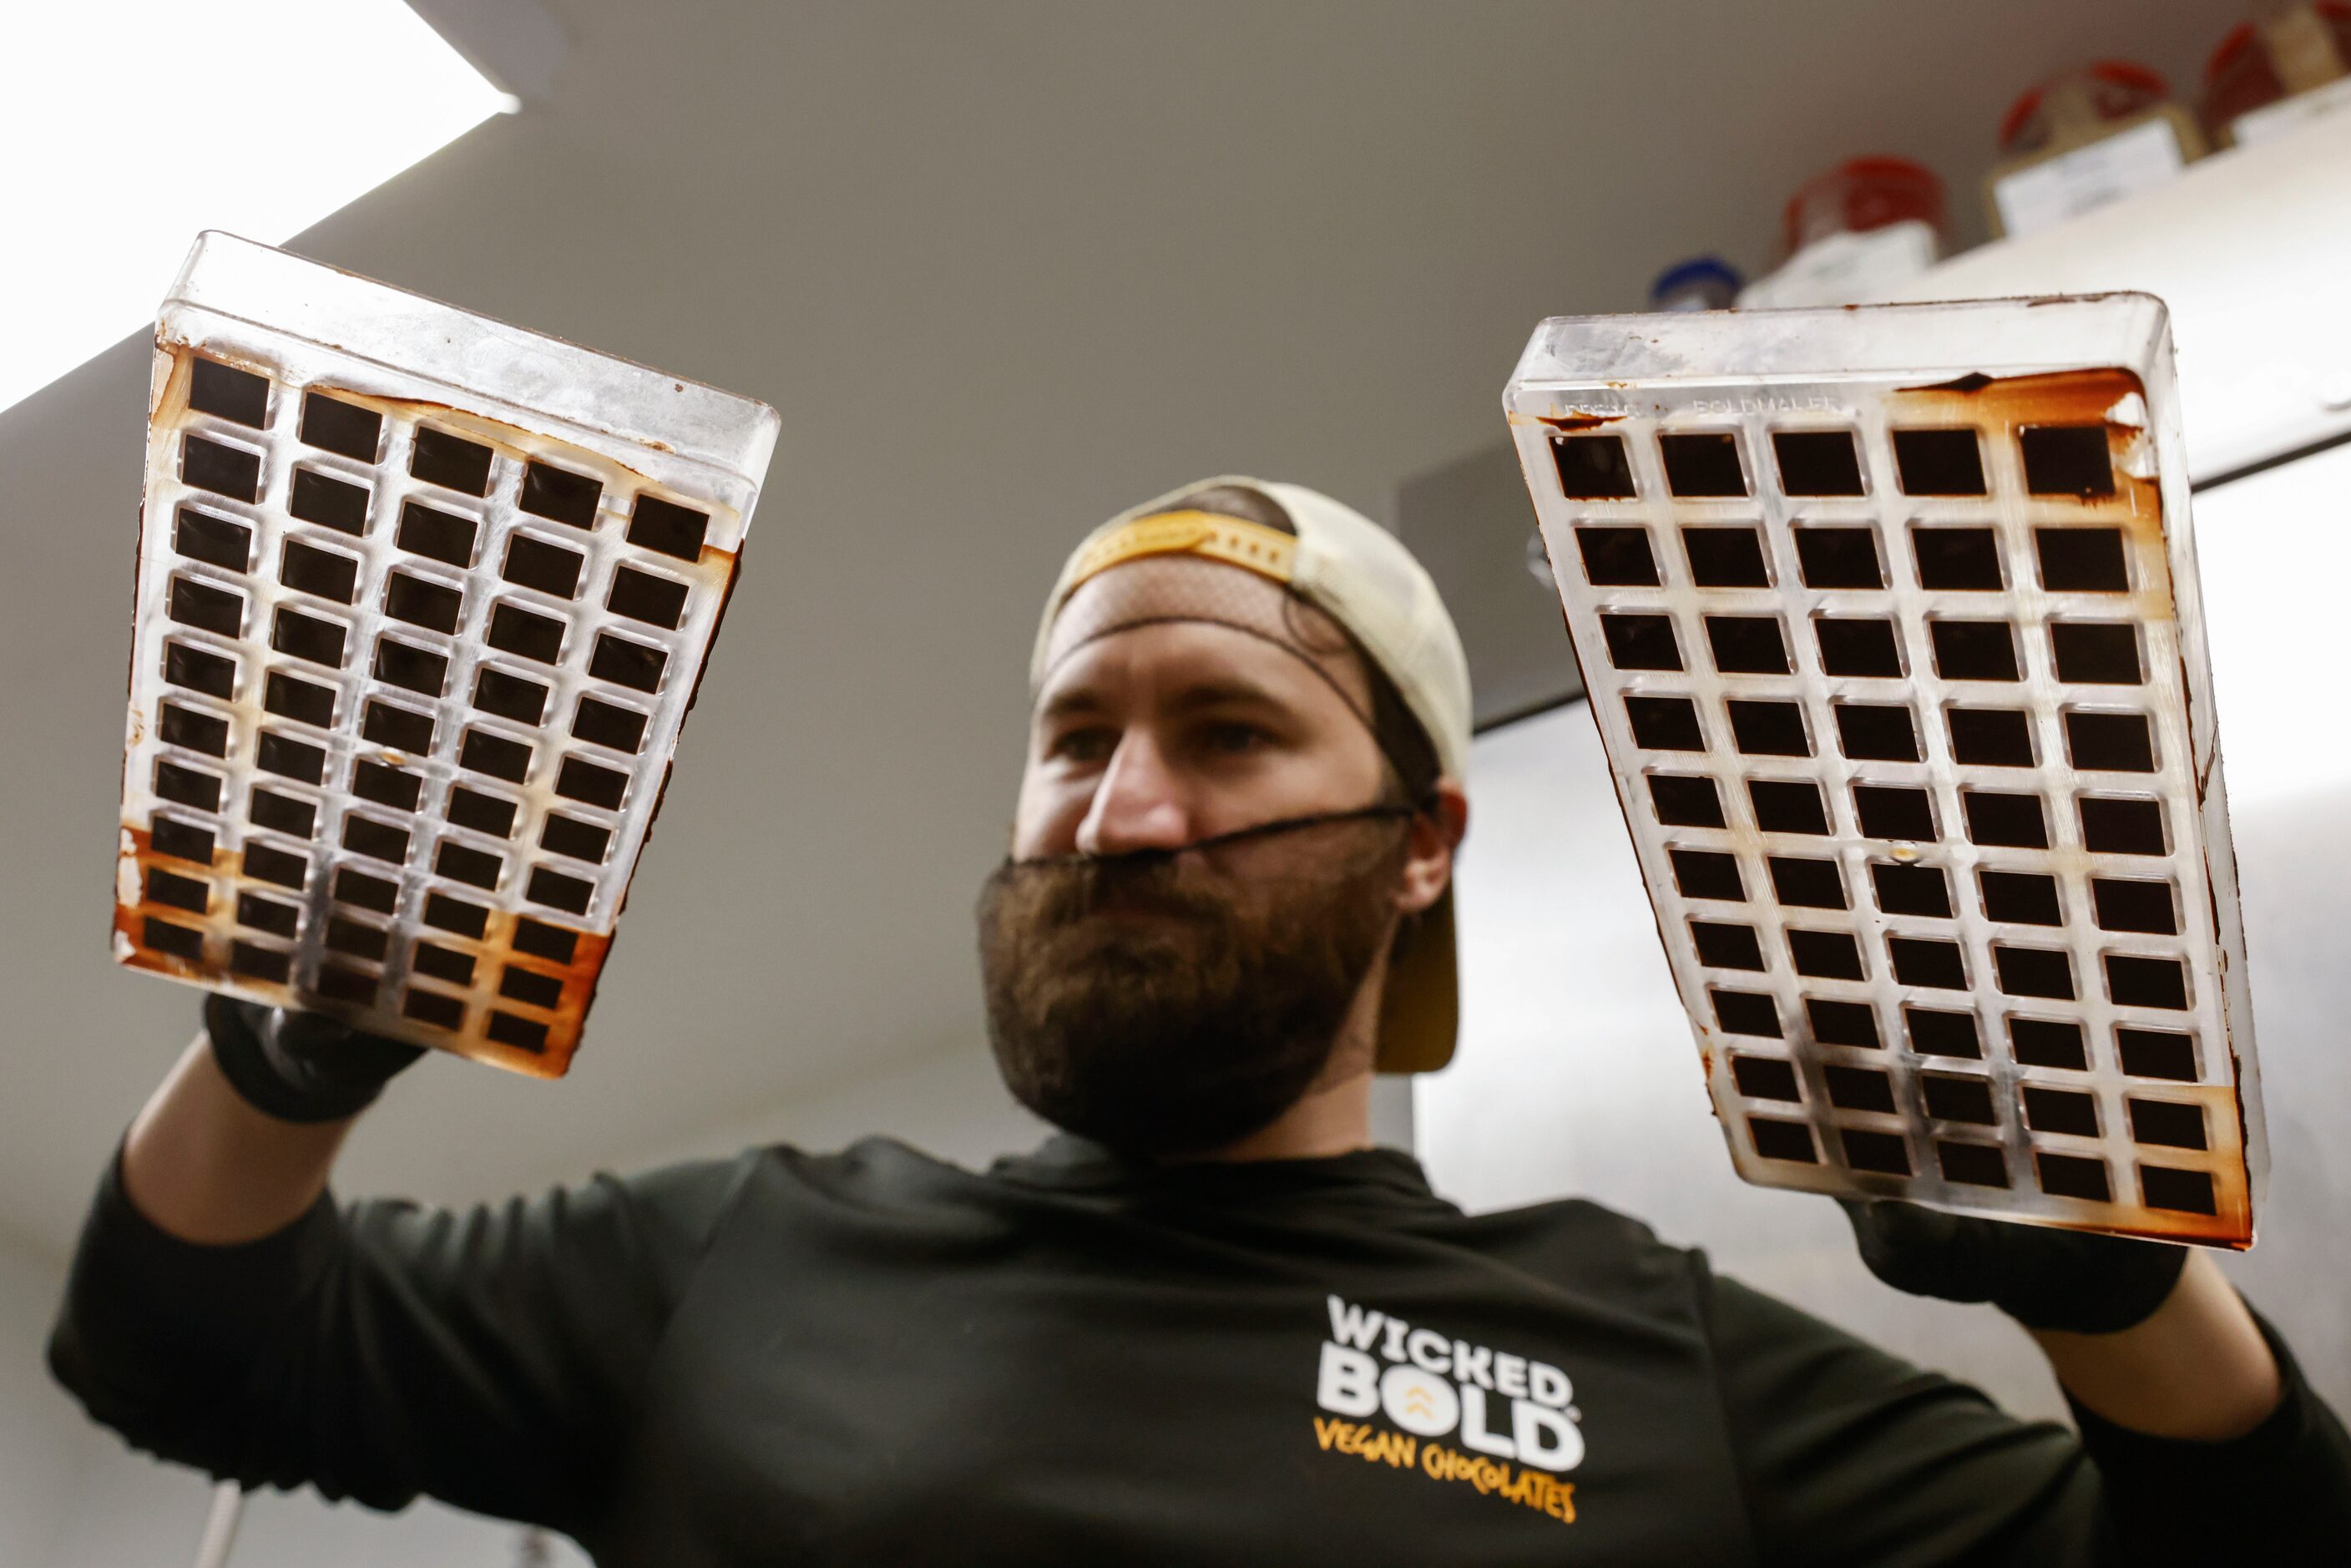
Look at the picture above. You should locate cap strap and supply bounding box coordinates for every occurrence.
[1064,509,1299,598]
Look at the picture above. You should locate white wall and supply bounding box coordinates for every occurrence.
[42,1460,586,1568]
[1419,442,2351,1422]
[0,1232,103,1568]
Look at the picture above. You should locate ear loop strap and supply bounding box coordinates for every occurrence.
[1024,609,1437,873]
[1010,801,1423,872]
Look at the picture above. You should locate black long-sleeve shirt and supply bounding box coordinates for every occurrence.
[49,1131,2351,1565]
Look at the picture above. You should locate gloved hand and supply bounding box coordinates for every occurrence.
[202,992,426,1124]
[1839,1197,2187,1335]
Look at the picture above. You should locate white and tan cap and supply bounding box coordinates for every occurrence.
[1030,476,1473,1074]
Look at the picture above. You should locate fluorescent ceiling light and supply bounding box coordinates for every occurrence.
[0,1,513,417]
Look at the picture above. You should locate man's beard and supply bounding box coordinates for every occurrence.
[976,818,1406,1158]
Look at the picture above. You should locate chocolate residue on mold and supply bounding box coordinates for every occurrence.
[1893,365,2166,532]
[468,907,609,1078]
[113,824,227,987]
[2101,1194,2252,1248]
[1533,412,1625,432]
[114,818,608,1080]
[1906,371,1996,394]
[1893,366,2146,413]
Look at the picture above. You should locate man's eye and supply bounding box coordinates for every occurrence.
[1049,727,1115,763]
[1202,721,1269,756]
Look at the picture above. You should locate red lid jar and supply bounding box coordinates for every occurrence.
[1999,62,2173,157]
[1780,156,1948,257]
[2203,5,2351,137]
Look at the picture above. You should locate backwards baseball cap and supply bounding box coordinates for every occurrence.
[1029,477,1473,1074]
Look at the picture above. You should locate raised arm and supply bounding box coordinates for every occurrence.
[1843,1198,2279,1439]
[49,999,752,1535]
[2028,1251,2278,1437]
[1709,1211,2351,1564]
[119,999,413,1245]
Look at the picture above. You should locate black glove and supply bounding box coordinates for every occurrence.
[1839,1197,2187,1335]
[202,992,427,1124]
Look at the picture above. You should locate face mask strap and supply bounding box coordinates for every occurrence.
[1011,801,1419,873]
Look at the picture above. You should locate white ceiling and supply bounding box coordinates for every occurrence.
[0,0,2250,1257]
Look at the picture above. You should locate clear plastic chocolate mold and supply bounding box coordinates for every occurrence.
[1504,293,2263,1246]
[118,232,780,1077]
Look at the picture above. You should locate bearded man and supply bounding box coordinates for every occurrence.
[50,479,2351,1563]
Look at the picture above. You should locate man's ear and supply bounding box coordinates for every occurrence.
[1395,781,1468,918]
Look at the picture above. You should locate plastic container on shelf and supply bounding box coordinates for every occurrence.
[1737,159,1945,311]
[1998,62,2173,158]
[2203,4,2351,147]
[1782,156,1948,255]
[1986,63,2206,238]
[1650,257,1744,312]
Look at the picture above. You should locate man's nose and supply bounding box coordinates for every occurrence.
[1075,731,1192,856]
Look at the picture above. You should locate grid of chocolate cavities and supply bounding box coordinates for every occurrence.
[1549,413,2233,1226]
[134,352,720,1060]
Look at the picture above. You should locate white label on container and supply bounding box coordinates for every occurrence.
[1734,220,1939,310]
[1993,118,2189,238]
[2231,73,2351,146]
